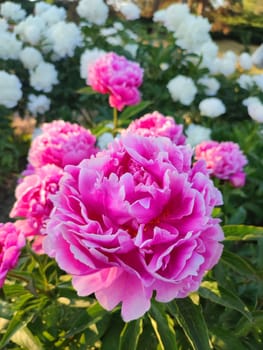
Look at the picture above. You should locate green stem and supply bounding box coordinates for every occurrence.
[113,107,118,134]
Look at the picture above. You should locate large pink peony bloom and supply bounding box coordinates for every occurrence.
[44,134,224,321]
[28,120,98,169]
[195,140,248,187]
[124,111,186,145]
[10,164,64,241]
[88,52,143,111]
[0,222,25,287]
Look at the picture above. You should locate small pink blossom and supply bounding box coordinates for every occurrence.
[124,111,186,145]
[195,140,248,187]
[28,120,98,169]
[44,134,223,321]
[88,52,143,111]
[0,222,25,287]
[10,164,64,241]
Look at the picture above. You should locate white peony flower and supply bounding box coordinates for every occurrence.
[248,102,263,123]
[251,43,263,69]
[253,74,263,91]
[106,35,123,46]
[100,27,117,37]
[113,21,124,31]
[0,31,22,60]
[185,123,211,147]
[126,29,138,40]
[239,52,252,70]
[118,3,140,20]
[167,75,197,106]
[46,21,83,58]
[97,132,114,149]
[76,0,109,25]
[27,94,51,115]
[0,1,26,22]
[124,43,138,58]
[175,14,211,52]
[39,5,66,26]
[237,74,254,90]
[242,96,261,107]
[80,48,106,80]
[30,62,58,92]
[153,4,190,32]
[14,15,46,45]
[160,62,169,71]
[19,47,43,70]
[198,76,220,96]
[0,71,22,108]
[199,97,226,118]
[198,40,219,69]
[34,1,52,15]
[0,18,8,32]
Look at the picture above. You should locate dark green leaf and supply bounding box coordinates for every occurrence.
[119,318,143,350]
[223,225,263,240]
[235,311,263,337]
[199,281,252,321]
[77,86,97,95]
[168,298,212,350]
[119,101,152,122]
[210,327,247,350]
[148,303,177,350]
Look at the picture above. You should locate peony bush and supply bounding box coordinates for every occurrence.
[0,1,263,349]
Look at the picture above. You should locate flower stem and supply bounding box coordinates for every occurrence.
[113,107,118,135]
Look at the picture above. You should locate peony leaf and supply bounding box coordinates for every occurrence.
[199,281,252,321]
[119,318,143,350]
[148,302,177,350]
[223,225,263,240]
[235,311,263,337]
[221,249,263,281]
[168,297,212,350]
[77,86,97,95]
[210,327,247,350]
[119,101,152,122]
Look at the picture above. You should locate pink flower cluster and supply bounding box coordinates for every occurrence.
[195,141,248,187]
[0,222,25,287]
[44,133,224,321]
[124,111,186,145]
[28,120,98,169]
[10,120,98,252]
[88,52,144,111]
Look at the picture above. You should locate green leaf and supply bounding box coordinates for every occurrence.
[76,86,97,95]
[223,225,263,240]
[10,326,43,350]
[0,311,33,348]
[199,281,252,321]
[221,249,263,281]
[210,327,248,350]
[168,298,212,350]
[119,318,143,350]
[148,303,177,350]
[119,101,152,121]
[101,313,124,350]
[235,311,263,337]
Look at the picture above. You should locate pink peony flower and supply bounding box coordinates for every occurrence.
[123,111,186,145]
[88,52,143,111]
[10,164,64,241]
[28,120,98,169]
[195,140,248,187]
[0,222,25,287]
[44,134,223,322]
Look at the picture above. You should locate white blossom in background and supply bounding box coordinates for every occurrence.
[80,48,106,80]
[175,15,211,53]
[0,71,22,108]
[100,27,118,37]
[0,31,22,60]
[199,97,226,118]
[19,47,43,70]
[97,132,115,149]
[46,21,83,58]
[0,18,8,32]
[242,96,261,107]
[34,1,52,15]
[198,76,220,96]
[14,15,46,45]
[153,4,190,32]
[211,56,236,76]
[126,29,138,41]
[113,21,124,31]
[253,74,263,91]
[167,75,197,106]
[239,52,253,70]
[185,123,211,147]
[30,62,58,93]
[251,43,263,69]
[27,94,51,115]
[118,3,140,20]
[0,1,26,22]
[237,74,254,90]
[124,43,138,58]
[106,35,123,46]
[160,62,169,71]
[248,102,263,123]
[199,40,219,69]
[38,5,66,26]
[76,0,109,25]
